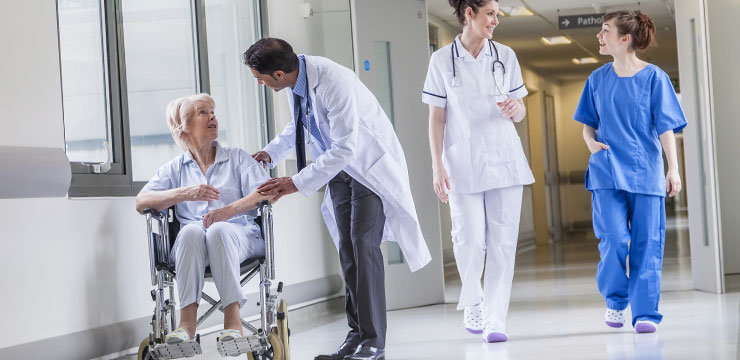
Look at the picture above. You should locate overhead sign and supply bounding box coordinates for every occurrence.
[558,13,605,29]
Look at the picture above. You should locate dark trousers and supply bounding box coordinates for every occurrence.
[328,171,387,349]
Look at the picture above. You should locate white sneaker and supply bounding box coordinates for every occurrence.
[463,304,483,334]
[165,327,190,344]
[604,309,626,328]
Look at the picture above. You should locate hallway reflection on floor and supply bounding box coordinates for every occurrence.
[163,214,738,359]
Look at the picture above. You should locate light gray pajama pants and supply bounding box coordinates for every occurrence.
[169,222,265,310]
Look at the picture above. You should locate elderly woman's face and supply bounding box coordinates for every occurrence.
[187,101,218,144]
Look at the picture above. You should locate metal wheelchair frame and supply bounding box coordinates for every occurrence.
[138,200,289,360]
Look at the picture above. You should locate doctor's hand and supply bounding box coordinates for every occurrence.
[666,168,682,197]
[203,206,235,229]
[432,166,451,203]
[252,151,272,167]
[587,139,610,154]
[257,177,298,203]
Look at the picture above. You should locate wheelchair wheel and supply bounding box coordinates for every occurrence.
[276,299,290,360]
[246,332,284,360]
[137,338,152,360]
[269,329,285,360]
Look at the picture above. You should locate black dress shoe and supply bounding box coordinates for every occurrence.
[344,345,385,360]
[314,341,359,360]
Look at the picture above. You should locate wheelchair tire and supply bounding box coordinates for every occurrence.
[276,299,290,360]
[137,338,152,360]
[269,329,285,360]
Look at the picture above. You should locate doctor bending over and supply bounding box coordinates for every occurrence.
[135,94,272,345]
[423,0,534,343]
[243,38,431,360]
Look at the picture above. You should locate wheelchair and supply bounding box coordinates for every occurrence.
[137,200,290,360]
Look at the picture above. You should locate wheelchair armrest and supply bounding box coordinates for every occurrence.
[143,208,166,220]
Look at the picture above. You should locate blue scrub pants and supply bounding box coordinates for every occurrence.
[591,189,666,325]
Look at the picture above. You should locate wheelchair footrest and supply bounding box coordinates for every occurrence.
[150,340,202,359]
[217,334,268,357]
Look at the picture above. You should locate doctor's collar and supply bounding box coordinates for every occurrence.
[291,55,308,98]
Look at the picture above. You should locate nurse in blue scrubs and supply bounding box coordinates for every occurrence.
[574,10,687,334]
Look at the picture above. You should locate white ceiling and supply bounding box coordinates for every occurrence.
[427,0,679,82]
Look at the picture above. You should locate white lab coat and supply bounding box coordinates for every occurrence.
[422,36,534,194]
[263,55,432,272]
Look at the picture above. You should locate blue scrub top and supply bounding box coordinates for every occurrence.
[574,63,687,196]
[141,141,270,236]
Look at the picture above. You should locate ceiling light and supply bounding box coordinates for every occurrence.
[540,36,572,46]
[499,6,533,17]
[572,57,598,65]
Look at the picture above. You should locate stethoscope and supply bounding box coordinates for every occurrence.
[304,79,314,145]
[451,39,506,92]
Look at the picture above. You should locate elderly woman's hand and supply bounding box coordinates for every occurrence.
[181,184,220,202]
[203,206,235,228]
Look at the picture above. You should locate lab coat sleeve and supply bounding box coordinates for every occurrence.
[291,76,359,196]
[421,51,447,108]
[262,93,297,169]
[651,70,687,135]
[573,75,600,129]
[508,50,528,100]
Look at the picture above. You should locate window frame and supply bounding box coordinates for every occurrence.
[59,0,270,197]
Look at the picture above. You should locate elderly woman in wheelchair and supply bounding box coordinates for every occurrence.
[136,93,273,348]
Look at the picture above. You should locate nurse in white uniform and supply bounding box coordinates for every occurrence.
[423,0,534,343]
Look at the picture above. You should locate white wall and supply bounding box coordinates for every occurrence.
[704,0,740,275]
[0,0,340,353]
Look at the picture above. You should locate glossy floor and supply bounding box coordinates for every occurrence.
[125,216,740,359]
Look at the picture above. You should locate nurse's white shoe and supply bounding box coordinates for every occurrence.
[482,324,508,343]
[463,304,483,334]
[604,309,626,328]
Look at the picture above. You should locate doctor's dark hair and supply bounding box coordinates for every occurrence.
[242,38,299,75]
[448,0,498,25]
[603,10,656,51]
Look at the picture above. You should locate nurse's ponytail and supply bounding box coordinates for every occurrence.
[603,10,656,51]
[448,0,498,26]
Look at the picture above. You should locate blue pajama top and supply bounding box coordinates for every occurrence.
[573,63,687,197]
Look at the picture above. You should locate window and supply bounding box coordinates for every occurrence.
[57,0,267,196]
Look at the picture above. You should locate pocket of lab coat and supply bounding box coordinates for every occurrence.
[366,153,404,197]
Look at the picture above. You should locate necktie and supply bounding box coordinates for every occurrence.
[294,93,307,171]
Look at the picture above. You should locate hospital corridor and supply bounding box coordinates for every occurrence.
[2,0,740,359]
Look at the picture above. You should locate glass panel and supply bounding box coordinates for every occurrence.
[122,0,199,182]
[371,41,403,264]
[690,18,710,247]
[373,41,395,126]
[58,0,111,163]
[204,0,265,153]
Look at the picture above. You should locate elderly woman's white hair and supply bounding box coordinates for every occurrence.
[166,93,216,151]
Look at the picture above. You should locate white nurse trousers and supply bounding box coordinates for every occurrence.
[449,185,523,332]
[170,222,265,310]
